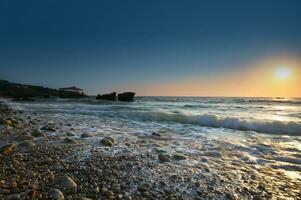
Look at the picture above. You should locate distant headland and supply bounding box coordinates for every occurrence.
[0,80,135,101]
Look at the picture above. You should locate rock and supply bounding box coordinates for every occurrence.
[17,140,35,152]
[96,92,116,101]
[151,132,161,137]
[57,175,77,193]
[137,184,149,192]
[117,92,135,102]
[66,132,75,136]
[81,133,92,138]
[80,198,92,200]
[41,124,56,132]
[169,175,184,182]
[158,153,171,162]
[0,143,16,155]
[0,180,5,187]
[100,137,116,147]
[93,186,100,193]
[64,137,77,144]
[49,188,65,200]
[10,181,17,189]
[2,119,12,126]
[101,187,114,197]
[172,154,187,161]
[5,193,21,200]
[203,151,222,158]
[31,129,44,137]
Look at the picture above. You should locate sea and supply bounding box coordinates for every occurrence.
[4,96,301,181]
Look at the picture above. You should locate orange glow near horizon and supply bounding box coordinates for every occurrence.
[132,56,301,97]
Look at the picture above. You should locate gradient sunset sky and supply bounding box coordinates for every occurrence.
[0,0,300,97]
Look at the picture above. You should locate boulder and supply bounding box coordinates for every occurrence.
[117,92,135,102]
[96,92,116,101]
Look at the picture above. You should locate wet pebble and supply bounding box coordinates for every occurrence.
[0,143,16,155]
[57,175,77,193]
[81,133,92,138]
[31,129,44,137]
[64,137,77,144]
[17,140,35,152]
[158,153,171,162]
[172,154,187,161]
[100,137,116,147]
[49,188,65,200]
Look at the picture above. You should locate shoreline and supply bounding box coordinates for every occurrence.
[0,102,300,199]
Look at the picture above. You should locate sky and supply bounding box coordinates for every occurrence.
[0,0,300,97]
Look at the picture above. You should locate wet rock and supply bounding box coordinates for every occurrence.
[151,132,161,137]
[0,180,5,187]
[100,137,116,147]
[0,143,16,155]
[66,132,75,136]
[101,187,114,197]
[64,137,77,144]
[41,124,56,132]
[93,186,100,194]
[17,140,35,152]
[2,119,12,126]
[81,133,92,138]
[31,129,44,137]
[49,188,65,200]
[169,175,184,182]
[158,153,171,162]
[172,154,187,160]
[201,157,209,162]
[57,175,77,193]
[137,184,149,192]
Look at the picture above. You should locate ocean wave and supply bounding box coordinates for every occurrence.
[132,112,301,136]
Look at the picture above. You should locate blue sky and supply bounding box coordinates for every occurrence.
[0,0,300,95]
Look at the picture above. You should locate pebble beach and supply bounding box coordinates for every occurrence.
[1,98,301,200]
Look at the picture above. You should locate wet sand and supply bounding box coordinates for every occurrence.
[0,103,300,200]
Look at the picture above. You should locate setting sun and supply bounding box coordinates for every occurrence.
[274,66,292,80]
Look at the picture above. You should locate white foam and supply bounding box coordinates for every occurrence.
[134,112,301,136]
